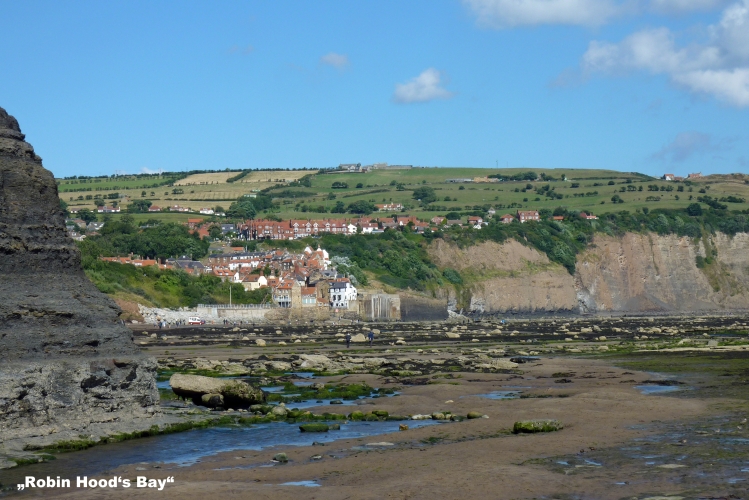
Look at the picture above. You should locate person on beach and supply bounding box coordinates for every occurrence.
[368,330,374,347]
[345,333,351,349]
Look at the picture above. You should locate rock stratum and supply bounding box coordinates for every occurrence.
[0,107,159,456]
[429,232,749,315]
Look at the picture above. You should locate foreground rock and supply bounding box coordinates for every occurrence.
[512,419,564,434]
[170,374,265,408]
[0,106,159,463]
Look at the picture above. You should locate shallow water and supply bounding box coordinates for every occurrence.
[634,384,681,395]
[277,480,320,487]
[0,420,441,490]
[463,391,521,400]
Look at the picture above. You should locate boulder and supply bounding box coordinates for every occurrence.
[446,332,461,339]
[467,411,484,419]
[298,354,333,370]
[271,405,288,417]
[272,453,288,463]
[255,339,266,347]
[170,374,265,408]
[200,393,224,408]
[512,419,564,434]
[351,333,366,343]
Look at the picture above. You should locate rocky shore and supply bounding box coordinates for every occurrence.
[0,106,161,466]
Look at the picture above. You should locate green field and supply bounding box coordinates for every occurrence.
[59,168,749,221]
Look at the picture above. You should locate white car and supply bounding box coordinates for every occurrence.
[188,317,205,325]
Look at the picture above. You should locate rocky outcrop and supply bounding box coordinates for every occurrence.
[428,239,577,314]
[429,234,749,315]
[576,232,749,313]
[0,107,159,454]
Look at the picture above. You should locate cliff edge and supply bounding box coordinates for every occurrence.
[0,106,159,459]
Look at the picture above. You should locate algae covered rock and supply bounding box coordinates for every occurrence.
[170,374,265,408]
[512,419,563,434]
[200,393,224,407]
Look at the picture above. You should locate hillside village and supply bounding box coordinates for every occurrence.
[100,246,360,312]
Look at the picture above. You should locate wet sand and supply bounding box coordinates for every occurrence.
[22,356,725,500]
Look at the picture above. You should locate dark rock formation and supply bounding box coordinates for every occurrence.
[0,106,159,457]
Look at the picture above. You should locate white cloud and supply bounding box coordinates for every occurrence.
[651,131,717,162]
[320,52,349,68]
[649,0,726,14]
[463,0,622,27]
[392,68,454,104]
[580,0,749,106]
[673,69,749,105]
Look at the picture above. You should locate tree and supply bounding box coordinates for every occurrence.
[208,225,223,240]
[347,200,376,214]
[95,199,106,208]
[128,199,152,213]
[356,183,364,188]
[331,201,346,213]
[78,209,98,223]
[227,197,258,220]
[141,191,147,197]
[59,199,69,215]
[686,203,703,216]
[552,206,568,216]
[412,186,436,204]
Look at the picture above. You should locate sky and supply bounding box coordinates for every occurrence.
[1,0,748,178]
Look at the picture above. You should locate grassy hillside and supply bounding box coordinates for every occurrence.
[59,168,749,222]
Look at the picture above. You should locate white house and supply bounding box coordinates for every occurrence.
[329,280,358,309]
[199,208,215,215]
[242,274,268,291]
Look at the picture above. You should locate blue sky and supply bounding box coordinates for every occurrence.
[2,0,747,178]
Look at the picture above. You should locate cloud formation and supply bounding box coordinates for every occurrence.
[393,68,454,104]
[464,0,726,27]
[581,0,749,106]
[651,131,733,162]
[649,0,727,14]
[320,52,349,68]
[463,0,621,27]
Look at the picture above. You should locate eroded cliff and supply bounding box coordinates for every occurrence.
[577,232,749,313]
[0,107,159,456]
[429,232,749,315]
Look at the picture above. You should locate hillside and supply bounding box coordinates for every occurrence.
[58,167,749,222]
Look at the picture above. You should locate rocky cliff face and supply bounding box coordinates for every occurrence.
[576,232,749,313]
[429,233,749,315]
[428,239,578,314]
[0,107,158,453]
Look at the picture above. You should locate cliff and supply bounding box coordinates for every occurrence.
[576,232,749,313]
[0,106,159,457]
[428,232,749,315]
